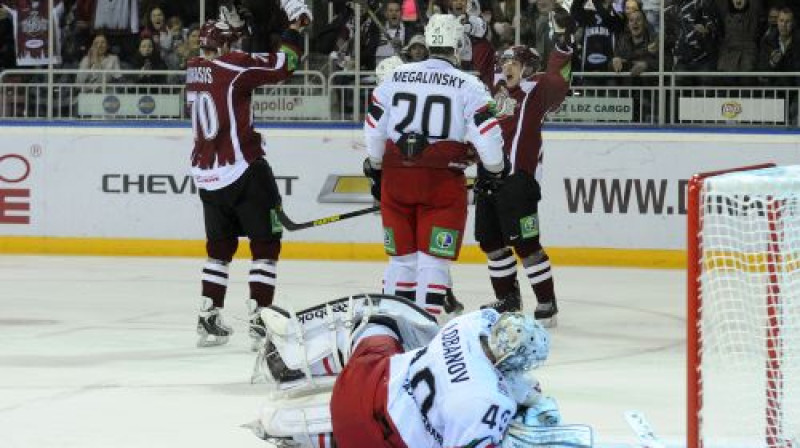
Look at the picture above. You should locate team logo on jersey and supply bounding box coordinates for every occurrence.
[429,227,458,258]
[520,214,539,239]
[493,87,517,119]
[384,227,397,255]
[270,209,283,233]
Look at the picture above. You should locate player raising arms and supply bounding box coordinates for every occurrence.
[362,13,508,320]
[186,0,311,349]
[475,9,574,327]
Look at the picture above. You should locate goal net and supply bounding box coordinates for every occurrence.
[687,164,800,448]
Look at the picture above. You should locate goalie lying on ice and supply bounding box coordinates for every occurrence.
[247,294,592,447]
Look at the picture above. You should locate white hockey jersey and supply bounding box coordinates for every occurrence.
[364,57,504,169]
[387,309,517,448]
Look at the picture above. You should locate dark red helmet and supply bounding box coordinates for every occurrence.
[499,45,542,78]
[198,20,234,51]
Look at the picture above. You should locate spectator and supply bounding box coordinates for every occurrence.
[717,0,760,79]
[519,0,559,63]
[75,0,138,58]
[571,0,626,73]
[128,35,167,85]
[759,5,781,51]
[613,9,657,76]
[402,33,429,61]
[624,0,642,17]
[374,0,413,67]
[758,7,799,75]
[166,23,200,71]
[447,0,491,70]
[76,33,121,86]
[666,0,721,78]
[613,9,657,121]
[142,6,173,58]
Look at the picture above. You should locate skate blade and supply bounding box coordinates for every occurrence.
[197,334,230,348]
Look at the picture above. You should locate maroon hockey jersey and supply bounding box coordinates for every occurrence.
[186,51,291,190]
[493,49,571,180]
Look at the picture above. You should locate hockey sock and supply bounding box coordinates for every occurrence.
[487,247,519,297]
[417,252,451,316]
[249,259,277,308]
[201,259,229,308]
[383,253,417,300]
[521,250,556,304]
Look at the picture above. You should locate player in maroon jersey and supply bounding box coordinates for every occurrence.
[475,12,573,328]
[186,0,311,349]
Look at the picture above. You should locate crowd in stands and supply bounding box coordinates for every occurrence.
[0,0,797,88]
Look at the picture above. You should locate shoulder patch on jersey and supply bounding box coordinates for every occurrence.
[474,104,496,127]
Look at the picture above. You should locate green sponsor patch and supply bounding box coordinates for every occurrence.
[429,226,459,258]
[271,209,283,233]
[520,214,539,239]
[383,227,397,255]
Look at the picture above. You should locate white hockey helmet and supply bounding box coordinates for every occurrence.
[375,56,404,84]
[424,13,464,50]
[489,312,550,373]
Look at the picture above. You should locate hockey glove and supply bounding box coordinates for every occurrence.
[474,158,510,198]
[363,157,382,201]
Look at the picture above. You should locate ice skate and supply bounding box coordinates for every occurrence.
[444,289,465,315]
[197,298,232,347]
[481,290,522,313]
[534,300,558,328]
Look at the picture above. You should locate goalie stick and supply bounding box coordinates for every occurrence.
[624,410,666,448]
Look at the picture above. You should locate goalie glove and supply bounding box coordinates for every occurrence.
[363,157,382,201]
[522,396,562,427]
[281,0,312,26]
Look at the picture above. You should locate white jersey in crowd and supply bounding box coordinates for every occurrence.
[386,309,517,448]
[364,57,504,169]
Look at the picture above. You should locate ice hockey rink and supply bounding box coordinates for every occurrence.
[0,255,685,448]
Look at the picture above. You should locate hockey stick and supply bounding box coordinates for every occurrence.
[624,410,666,448]
[278,183,477,232]
[278,204,380,231]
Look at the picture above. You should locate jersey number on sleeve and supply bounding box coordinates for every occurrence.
[188,91,220,141]
[392,92,452,139]
[481,404,512,434]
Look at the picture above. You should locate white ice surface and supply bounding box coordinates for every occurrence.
[0,256,686,447]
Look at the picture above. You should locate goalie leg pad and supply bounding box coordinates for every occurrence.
[502,423,594,448]
[258,294,437,383]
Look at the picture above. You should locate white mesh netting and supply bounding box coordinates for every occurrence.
[698,166,800,448]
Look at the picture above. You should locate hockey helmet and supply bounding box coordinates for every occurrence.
[199,20,235,51]
[375,56,404,84]
[489,312,550,373]
[424,14,464,50]
[499,45,542,78]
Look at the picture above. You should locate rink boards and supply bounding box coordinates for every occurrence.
[0,123,798,267]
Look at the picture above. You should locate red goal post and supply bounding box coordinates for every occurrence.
[687,163,800,448]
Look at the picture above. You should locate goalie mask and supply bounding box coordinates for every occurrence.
[489,312,550,373]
